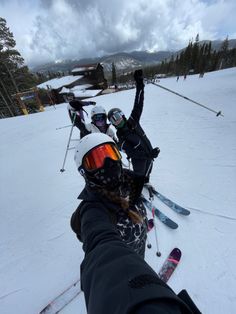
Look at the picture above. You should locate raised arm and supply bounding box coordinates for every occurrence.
[68,100,95,137]
[129,70,144,124]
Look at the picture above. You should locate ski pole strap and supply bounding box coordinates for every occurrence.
[151,82,223,117]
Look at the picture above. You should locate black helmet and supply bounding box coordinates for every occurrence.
[65,93,75,102]
[108,108,125,128]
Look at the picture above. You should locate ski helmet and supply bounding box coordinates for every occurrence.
[91,106,107,127]
[108,108,125,128]
[74,133,122,189]
[65,93,75,102]
[91,106,106,118]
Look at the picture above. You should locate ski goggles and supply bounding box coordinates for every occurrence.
[110,111,124,126]
[93,114,106,121]
[83,143,121,171]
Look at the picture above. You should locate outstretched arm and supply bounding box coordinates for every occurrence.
[75,201,195,314]
[68,100,93,136]
[129,70,144,125]
[70,99,96,111]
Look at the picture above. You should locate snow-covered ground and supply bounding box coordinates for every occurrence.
[0,68,236,314]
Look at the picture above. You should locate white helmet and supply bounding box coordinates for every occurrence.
[74,133,115,170]
[74,133,122,189]
[91,106,106,118]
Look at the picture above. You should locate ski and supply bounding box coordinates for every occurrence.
[158,248,182,283]
[144,186,190,216]
[141,197,178,229]
[39,279,81,314]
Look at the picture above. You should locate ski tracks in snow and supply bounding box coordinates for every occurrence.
[188,206,236,221]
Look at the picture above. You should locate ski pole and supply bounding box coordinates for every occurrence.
[150,196,161,257]
[145,160,153,180]
[56,124,72,130]
[151,82,223,117]
[60,115,76,172]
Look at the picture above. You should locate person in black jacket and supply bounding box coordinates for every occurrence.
[71,132,148,258]
[70,135,201,314]
[108,69,160,183]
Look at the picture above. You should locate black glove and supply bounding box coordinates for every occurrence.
[151,147,160,159]
[69,100,83,111]
[134,69,144,88]
[89,101,96,106]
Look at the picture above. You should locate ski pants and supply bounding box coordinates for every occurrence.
[131,158,153,182]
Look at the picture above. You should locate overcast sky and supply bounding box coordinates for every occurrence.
[1,0,236,67]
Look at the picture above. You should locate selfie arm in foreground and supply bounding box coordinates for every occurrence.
[77,201,199,314]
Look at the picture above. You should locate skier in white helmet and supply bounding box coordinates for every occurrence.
[70,133,200,314]
[67,94,117,141]
[71,132,148,258]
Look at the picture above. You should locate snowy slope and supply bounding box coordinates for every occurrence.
[0,68,236,314]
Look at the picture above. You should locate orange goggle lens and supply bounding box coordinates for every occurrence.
[83,143,121,171]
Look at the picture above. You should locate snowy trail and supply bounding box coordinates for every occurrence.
[0,68,236,314]
[188,206,236,221]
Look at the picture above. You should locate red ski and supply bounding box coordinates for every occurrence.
[158,248,181,283]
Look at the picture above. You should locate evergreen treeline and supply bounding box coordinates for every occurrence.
[0,17,49,118]
[1,16,236,117]
[144,34,236,79]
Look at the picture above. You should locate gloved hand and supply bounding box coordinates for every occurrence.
[134,69,144,88]
[89,101,96,106]
[69,100,83,111]
[151,147,160,159]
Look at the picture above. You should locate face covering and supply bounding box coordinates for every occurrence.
[95,119,106,127]
[93,114,106,127]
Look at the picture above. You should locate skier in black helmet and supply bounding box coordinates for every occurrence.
[108,69,160,183]
[71,132,148,258]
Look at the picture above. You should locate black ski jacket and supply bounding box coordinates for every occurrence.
[76,187,197,314]
[116,85,154,160]
[71,169,148,258]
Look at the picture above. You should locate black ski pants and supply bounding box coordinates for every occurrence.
[131,158,153,182]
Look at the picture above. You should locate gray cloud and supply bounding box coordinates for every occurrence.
[0,0,236,66]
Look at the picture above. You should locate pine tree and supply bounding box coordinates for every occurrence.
[0,17,38,117]
[219,36,229,69]
[111,62,117,86]
[192,34,200,72]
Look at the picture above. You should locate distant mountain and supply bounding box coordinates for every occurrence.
[31,50,173,74]
[129,50,173,63]
[32,59,80,74]
[31,39,236,74]
[100,53,142,73]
